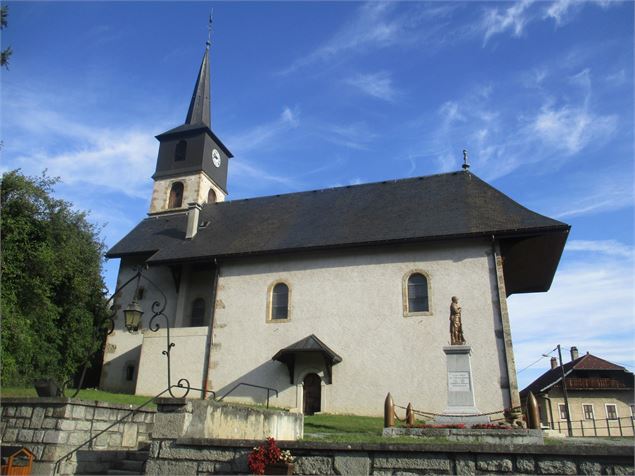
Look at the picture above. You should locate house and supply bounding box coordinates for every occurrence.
[520,347,634,436]
[100,40,570,417]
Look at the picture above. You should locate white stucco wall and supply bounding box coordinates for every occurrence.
[208,240,511,416]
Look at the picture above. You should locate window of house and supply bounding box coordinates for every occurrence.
[208,189,217,203]
[175,140,187,161]
[605,404,618,420]
[407,273,429,313]
[125,364,135,382]
[168,182,184,209]
[270,282,289,320]
[582,404,594,420]
[190,298,206,327]
[558,403,568,420]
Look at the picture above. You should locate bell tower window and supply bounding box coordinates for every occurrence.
[168,182,184,209]
[207,189,217,203]
[175,140,187,161]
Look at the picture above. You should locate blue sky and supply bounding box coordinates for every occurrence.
[3,1,633,390]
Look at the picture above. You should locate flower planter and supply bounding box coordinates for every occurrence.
[265,462,294,475]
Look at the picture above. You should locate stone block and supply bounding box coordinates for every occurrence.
[33,430,46,442]
[42,418,57,429]
[53,405,72,418]
[477,455,513,473]
[4,406,16,417]
[45,408,54,417]
[84,406,95,420]
[75,420,92,431]
[3,428,18,442]
[17,406,33,418]
[232,449,251,474]
[603,465,635,475]
[149,440,161,458]
[455,455,476,475]
[296,456,334,475]
[160,444,235,461]
[71,405,86,419]
[536,458,577,475]
[371,472,393,476]
[42,444,71,461]
[145,459,198,475]
[152,412,192,439]
[578,462,601,475]
[57,419,75,431]
[18,429,35,442]
[94,408,112,420]
[375,454,451,472]
[92,421,112,431]
[44,430,62,443]
[516,456,535,473]
[68,431,91,446]
[334,454,370,475]
[94,433,109,448]
[108,432,123,447]
[30,407,46,428]
[122,422,138,447]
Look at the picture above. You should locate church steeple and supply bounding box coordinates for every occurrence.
[185,47,211,127]
[149,15,233,216]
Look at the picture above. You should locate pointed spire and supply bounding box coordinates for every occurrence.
[185,16,212,128]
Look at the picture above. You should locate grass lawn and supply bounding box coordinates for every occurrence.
[303,413,433,444]
[1,387,156,408]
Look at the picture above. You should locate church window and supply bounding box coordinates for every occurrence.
[208,189,217,203]
[168,182,184,209]
[190,298,206,327]
[269,282,289,321]
[403,271,431,316]
[175,140,187,161]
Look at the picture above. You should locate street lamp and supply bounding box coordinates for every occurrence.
[123,299,144,332]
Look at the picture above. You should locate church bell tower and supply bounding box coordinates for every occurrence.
[148,26,232,215]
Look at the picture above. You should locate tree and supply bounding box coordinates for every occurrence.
[1,170,109,386]
[1,5,12,69]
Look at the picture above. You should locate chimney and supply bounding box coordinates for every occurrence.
[570,346,579,361]
[550,357,558,370]
[185,202,202,239]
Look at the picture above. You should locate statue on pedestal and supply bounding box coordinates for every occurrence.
[450,296,465,345]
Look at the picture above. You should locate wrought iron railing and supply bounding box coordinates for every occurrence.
[548,416,635,437]
[217,383,279,409]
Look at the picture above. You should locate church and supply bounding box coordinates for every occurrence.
[100,38,570,417]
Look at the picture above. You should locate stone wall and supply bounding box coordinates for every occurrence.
[146,438,634,475]
[0,397,155,474]
[154,398,303,441]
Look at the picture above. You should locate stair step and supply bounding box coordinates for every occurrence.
[124,450,149,461]
[113,459,145,472]
[107,470,142,476]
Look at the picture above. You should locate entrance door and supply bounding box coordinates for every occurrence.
[303,373,321,415]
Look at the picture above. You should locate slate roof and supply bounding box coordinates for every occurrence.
[520,354,631,397]
[108,170,568,261]
[272,334,343,365]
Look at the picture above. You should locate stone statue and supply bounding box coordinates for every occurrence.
[450,296,465,345]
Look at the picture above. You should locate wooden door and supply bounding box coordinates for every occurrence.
[303,373,321,415]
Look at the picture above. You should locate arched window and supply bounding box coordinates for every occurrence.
[190,298,206,327]
[270,282,289,320]
[407,273,429,313]
[175,140,187,161]
[207,189,217,203]
[168,182,184,209]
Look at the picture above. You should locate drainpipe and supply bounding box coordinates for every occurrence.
[202,259,219,399]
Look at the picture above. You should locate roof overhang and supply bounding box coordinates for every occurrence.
[272,335,342,384]
[499,227,570,296]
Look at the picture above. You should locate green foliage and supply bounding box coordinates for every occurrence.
[1,5,12,69]
[1,170,109,386]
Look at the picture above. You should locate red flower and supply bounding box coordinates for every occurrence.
[248,437,287,475]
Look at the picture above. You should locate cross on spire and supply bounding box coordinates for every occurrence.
[462,149,470,171]
[206,10,213,50]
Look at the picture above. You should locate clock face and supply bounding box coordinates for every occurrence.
[212,149,221,168]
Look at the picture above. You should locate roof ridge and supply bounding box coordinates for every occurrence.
[210,170,467,206]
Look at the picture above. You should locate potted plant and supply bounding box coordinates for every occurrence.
[248,437,294,475]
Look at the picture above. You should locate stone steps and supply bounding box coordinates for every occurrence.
[106,449,149,475]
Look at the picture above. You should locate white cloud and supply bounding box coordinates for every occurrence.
[509,253,635,389]
[566,240,633,259]
[544,0,613,25]
[531,104,617,155]
[227,107,300,154]
[345,71,397,101]
[482,0,536,44]
[552,176,633,219]
[317,122,376,150]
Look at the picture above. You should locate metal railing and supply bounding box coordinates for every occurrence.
[548,416,635,437]
[217,383,279,409]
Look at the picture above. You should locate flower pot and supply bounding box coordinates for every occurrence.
[265,462,294,475]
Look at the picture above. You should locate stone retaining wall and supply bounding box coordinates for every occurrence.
[0,397,155,474]
[146,438,634,475]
